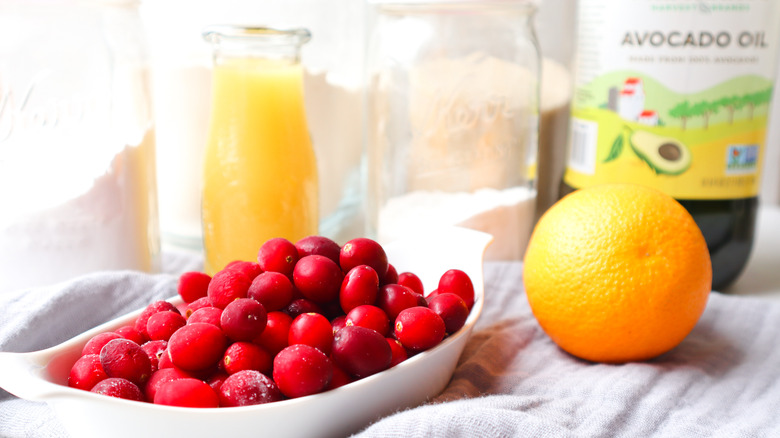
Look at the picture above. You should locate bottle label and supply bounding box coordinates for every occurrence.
[564,0,780,199]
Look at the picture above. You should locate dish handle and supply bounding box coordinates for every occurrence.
[0,349,74,401]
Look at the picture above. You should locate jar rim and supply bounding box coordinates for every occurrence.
[369,0,537,14]
[368,0,536,4]
[202,25,312,46]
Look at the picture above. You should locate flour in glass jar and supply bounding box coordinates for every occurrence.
[0,131,159,294]
[377,186,536,261]
[374,54,539,261]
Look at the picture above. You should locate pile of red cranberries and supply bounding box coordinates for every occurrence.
[67,236,475,408]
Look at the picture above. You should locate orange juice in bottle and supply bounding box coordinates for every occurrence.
[201,26,318,274]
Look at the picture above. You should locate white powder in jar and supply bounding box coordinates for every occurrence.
[152,62,212,248]
[372,53,538,259]
[377,186,536,261]
[303,70,365,242]
[0,130,159,293]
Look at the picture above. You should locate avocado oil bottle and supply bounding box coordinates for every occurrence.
[560,0,780,291]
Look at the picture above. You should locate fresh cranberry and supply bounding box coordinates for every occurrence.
[288,313,333,355]
[141,340,168,372]
[327,363,353,390]
[377,284,419,321]
[339,265,379,313]
[394,307,446,352]
[82,332,123,356]
[293,255,343,304]
[201,366,228,382]
[290,283,304,300]
[178,271,212,303]
[428,292,469,334]
[146,311,186,341]
[332,325,392,379]
[184,364,221,383]
[381,263,399,286]
[221,341,272,375]
[437,269,475,309]
[398,272,424,295]
[221,260,242,269]
[68,354,108,391]
[143,367,189,401]
[167,323,227,372]
[273,344,333,399]
[340,238,389,278]
[253,311,292,356]
[387,338,409,367]
[295,235,341,265]
[187,306,222,327]
[425,288,441,303]
[135,301,180,340]
[157,350,173,369]
[345,305,389,337]
[219,370,283,407]
[247,271,294,312]
[224,261,263,280]
[321,300,347,321]
[115,325,145,345]
[154,378,219,408]
[331,315,347,335]
[206,371,229,394]
[100,338,152,385]
[285,298,324,318]
[184,296,214,319]
[91,377,144,402]
[207,269,253,309]
[220,298,267,342]
[257,237,299,277]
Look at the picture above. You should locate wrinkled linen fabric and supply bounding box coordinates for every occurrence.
[354,263,780,438]
[2,261,780,438]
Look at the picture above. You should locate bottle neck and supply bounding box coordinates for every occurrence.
[211,44,303,67]
[203,25,310,67]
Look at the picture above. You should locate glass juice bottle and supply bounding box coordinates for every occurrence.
[201,26,319,275]
[562,0,780,290]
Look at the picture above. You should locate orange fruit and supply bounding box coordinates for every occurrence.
[523,184,711,363]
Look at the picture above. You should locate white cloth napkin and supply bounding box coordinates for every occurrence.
[2,261,780,437]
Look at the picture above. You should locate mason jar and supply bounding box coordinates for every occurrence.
[0,0,160,292]
[365,0,541,260]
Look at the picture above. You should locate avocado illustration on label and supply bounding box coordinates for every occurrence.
[628,130,692,175]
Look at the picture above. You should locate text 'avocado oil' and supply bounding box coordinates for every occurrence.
[561,0,780,290]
